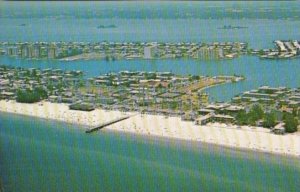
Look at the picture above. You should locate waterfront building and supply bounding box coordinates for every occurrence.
[27,45,35,58]
[257,86,287,94]
[212,114,235,124]
[195,114,212,125]
[221,105,245,116]
[275,40,288,52]
[144,45,158,59]
[271,123,285,135]
[34,45,41,58]
[292,41,300,50]
[21,45,29,58]
[0,91,15,100]
[197,109,214,116]
[197,46,223,60]
[48,46,57,59]
[6,46,18,56]
[195,113,235,125]
[240,86,289,103]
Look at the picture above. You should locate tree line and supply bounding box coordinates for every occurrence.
[16,87,48,103]
[236,104,298,133]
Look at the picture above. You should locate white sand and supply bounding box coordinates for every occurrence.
[0,100,126,127]
[106,114,300,157]
[1,100,299,157]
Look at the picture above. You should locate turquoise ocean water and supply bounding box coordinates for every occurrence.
[1,112,299,191]
[0,1,300,191]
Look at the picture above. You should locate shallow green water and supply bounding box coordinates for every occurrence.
[0,112,299,191]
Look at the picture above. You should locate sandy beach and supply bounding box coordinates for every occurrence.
[0,100,126,127]
[1,100,299,157]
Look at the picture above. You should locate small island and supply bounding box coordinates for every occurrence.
[97,24,117,29]
[218,25,248,29]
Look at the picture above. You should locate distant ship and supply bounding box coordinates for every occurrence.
[97,24,117,29]
[218,25,248,29]
[19,23,26,27]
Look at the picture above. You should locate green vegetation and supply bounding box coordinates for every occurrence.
[16,87,48,103]
[168,101,179,110]
[69,103,95,111]
[283,113,298,133]
[190,75,200,81]
[236,104,264,126]
[235,110,248,125]
[145,73,157,80]
[78,79,86,87]
[57,49,83,59]
[262,112,277,128]
[258,49,264,55]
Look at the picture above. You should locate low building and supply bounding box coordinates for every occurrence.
[271,122,285,135]
[195,113,235,125]
[0,91,15,99]
[181,112,197,121]
[48,95,60,103]
[195,114,213,125]
[212,114,235,124]
[205,103,230,113]
[198,108,214,115]
[221,105,244,116]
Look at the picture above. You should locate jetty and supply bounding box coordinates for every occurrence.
[85,115,131,133]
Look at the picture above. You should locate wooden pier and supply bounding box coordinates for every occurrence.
[85,116,130,133]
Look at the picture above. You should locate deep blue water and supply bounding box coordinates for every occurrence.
[0,112,299,192]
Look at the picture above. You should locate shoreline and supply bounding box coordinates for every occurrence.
[104,117,300,158]
[102,128,300,160]
[1,109,298,160]
[198,81,227,92]
[0,100,299,157]
[198,77,245,92]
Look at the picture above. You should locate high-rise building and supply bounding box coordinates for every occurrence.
[144,45,158,59]
[6,47,18,56]
[48,46,57,59]
[33,45,41,58]
[21,45,29,58]
[197,46,223,60]
[27,45,35,58]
